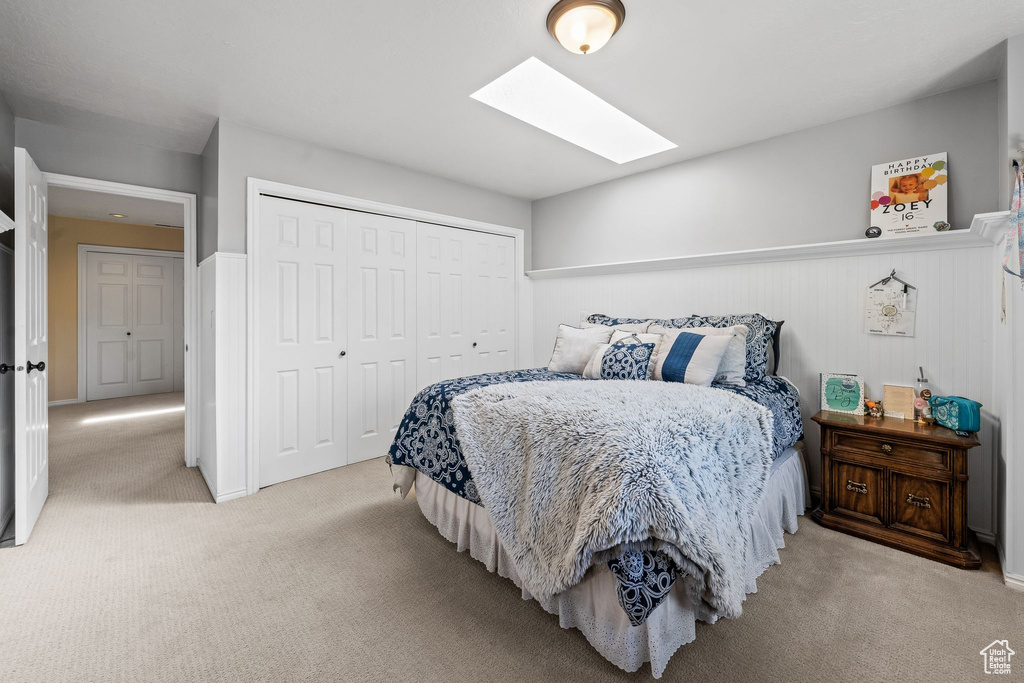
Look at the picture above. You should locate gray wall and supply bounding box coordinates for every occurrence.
[0,93,14,222]
[14,118,202,197]
[531,81,1000,270]
[200,122,220,261]
[214,120,532,264]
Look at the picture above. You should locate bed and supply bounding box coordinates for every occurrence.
[387,315,805,678]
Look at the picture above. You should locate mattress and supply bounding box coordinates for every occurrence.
[412,444,810,678]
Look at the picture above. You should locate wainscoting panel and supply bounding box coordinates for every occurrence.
[531,244,998,539]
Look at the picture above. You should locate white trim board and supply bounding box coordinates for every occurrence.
[245,177,527,496]
[43,173,199,468]
[75,244,185,406]
[526,211,1010,280]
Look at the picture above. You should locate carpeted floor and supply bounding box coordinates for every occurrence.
[0,392,1020,682]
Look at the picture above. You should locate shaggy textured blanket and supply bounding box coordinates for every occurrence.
[451,380,773,619]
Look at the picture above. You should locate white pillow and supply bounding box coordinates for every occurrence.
[547,324,613,375]
[650,324,748,386]
[648,328,733,386]
[581,320,652,333]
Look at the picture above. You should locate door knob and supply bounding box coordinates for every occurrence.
[339,350,347,357]
[27,360,46,374]
[472,342,478,348]
[127,331,132,336]
[0,363,12,374]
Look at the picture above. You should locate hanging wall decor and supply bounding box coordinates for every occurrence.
[869,153,948,239]
[864,269,917,337]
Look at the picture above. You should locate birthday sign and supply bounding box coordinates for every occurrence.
[869,153,948,238]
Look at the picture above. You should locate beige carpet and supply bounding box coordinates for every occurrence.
[0,392,1020,682]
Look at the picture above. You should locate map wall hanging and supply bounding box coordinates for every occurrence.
[869,153,948,239]
[864,270,917,337]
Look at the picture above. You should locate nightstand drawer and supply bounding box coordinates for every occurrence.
[890,473,950,542]
[831,459,884,525]
[833,431,950,470]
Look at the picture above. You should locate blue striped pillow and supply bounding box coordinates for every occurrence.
[658,332,732,386]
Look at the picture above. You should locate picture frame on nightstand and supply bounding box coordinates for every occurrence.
[819,373,865,415]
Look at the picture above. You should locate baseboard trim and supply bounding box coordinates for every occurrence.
[215,488,248,504]
[47,399,78,406]
[1005,572,1024,592]
[974,530,997,546]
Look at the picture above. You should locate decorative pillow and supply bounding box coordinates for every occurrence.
[679,314,778,381]
[547,324,613,375]
[650,324,747,386]
[581,320,652,333]
[582,342,656,380]
[609,330,663,374]
[654,331,732,386]
[586,314,687,329]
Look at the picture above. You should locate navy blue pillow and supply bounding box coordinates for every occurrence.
[601,343,655,380]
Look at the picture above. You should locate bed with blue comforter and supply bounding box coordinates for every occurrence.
[387,368,802,627]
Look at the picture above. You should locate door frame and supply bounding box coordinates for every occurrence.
[245,177,526,495]
[43,173,199,468]
[76,244,185,403]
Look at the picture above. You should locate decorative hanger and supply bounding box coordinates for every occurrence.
[869,269,916,293]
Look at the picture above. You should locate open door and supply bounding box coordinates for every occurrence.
[13,148,48,545]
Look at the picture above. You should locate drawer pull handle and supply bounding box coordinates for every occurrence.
[880,443,893,454]
[906,493,932,509]
[846,480,868,495]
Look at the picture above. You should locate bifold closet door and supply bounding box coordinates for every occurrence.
[346,212,417,464]
[258,197,348,488]
[417,224,515,388]
[85,251,179,400]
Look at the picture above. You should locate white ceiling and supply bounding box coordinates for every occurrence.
[0,1,1021,200]
[49,186,183,228]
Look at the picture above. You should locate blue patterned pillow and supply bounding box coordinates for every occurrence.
[599,342,655,380]
[679,314,778,381]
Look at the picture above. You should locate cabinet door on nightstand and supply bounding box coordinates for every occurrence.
[831,459,885,525]
[890,473,950,543]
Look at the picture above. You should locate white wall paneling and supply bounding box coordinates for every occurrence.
[197,252,247,503]
[532,226,1003,540]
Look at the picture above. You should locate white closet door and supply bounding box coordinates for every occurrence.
[131,255,175,396]
[416,223,472,389]
[258,197,348,487]
[85,252,133,400]
[347,212,417,464]
[467,232,516,375]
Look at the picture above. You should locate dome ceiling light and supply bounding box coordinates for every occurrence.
[546,0,626,55]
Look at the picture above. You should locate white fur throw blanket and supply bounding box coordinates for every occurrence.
[451,380,773,619]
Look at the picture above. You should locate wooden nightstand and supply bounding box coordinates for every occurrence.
[811,410,981,569]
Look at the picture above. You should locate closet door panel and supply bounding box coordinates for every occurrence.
[416,223,472,390]
[85,252,133,400]
[130,255,175,395]
[258,197,348,488]
[347,213,417,464]
[468,232,516,375]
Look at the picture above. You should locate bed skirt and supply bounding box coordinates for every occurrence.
[413,443,810,678]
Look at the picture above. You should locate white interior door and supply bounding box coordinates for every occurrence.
[131,255,175,396]
[346,211,417,464]
[85,251,132,400]
[467,231,516,375]
[416,223,472,388]
[258,197,348,487]
[85,251,180,400]
[13,148,48,545]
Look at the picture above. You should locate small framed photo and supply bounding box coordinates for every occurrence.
[820,373,865,415]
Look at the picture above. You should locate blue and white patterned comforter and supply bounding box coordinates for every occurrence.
[387,369,802,626]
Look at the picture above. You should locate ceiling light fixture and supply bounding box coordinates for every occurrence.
[109,213,126,218]
[547,0,625,55]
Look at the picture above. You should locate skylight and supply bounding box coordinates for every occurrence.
[470,57,676,164]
